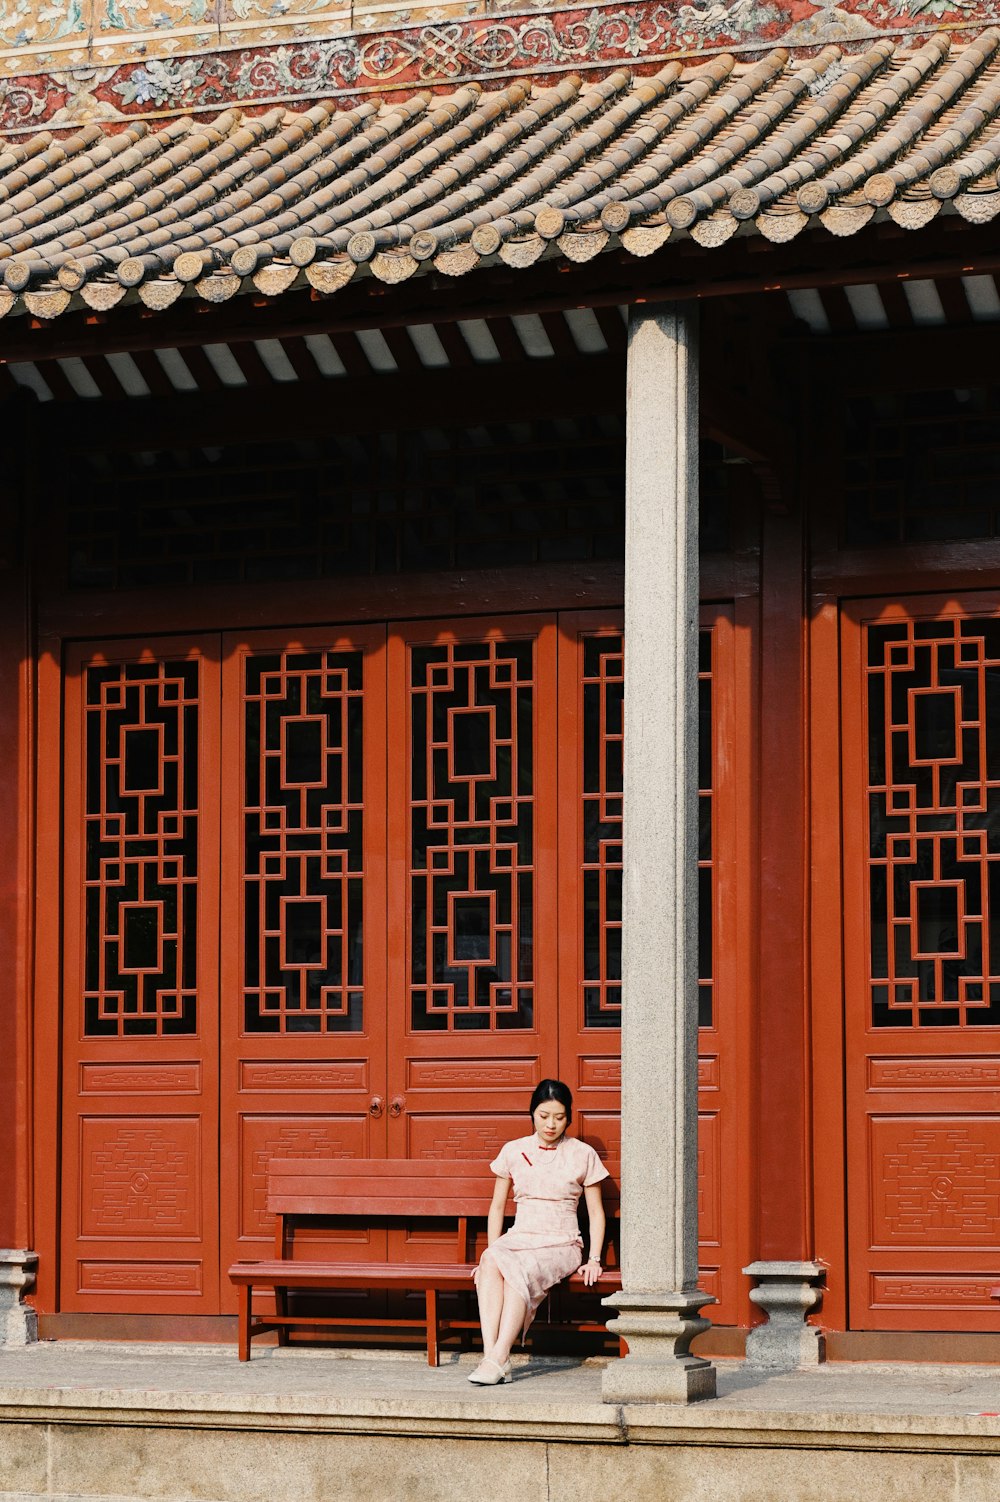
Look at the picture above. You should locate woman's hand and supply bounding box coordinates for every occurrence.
[580,1257,602,1287]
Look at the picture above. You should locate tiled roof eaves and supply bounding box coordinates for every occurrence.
[1,30,999,322]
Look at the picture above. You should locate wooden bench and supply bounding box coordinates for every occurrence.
[228,1156,621,1364]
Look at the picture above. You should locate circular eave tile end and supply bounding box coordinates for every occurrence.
[728,188,760,222]
[409,231,438,262]
[118,257,146,288]
[600,202,630,233]
[230,246,259,276]
[4,262,32,292]
[796,182,829,214]
[58,260,87,292]
[666,197,697,230]
[289,236,317,268]
[348,232,377,264]
[174,252,205,283]
[470,224,502,256]
[930,165,961,200]
[864,172,896,209]
[534,205,565,240]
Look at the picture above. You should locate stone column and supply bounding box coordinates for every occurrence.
[601,305,716,1405]
[0,1250,38,1346]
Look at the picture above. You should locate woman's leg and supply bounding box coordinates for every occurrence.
[475,1256,505,1355]
[489,1282,528,1367]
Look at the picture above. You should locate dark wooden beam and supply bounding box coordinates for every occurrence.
[130,348,176,397]
[38,358,77,403]
[380,324,423,374]
[875,279,913,328]
[48,353,624,453]
[229,339,274,388]
[179,344,224,392]
[814,320,1000,393]
[484,316,526,364]
[934,275,973,326]
[280,335,322,383]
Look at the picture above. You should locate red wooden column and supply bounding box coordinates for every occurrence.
[742,350,824,1367]
[0,390,38,1343]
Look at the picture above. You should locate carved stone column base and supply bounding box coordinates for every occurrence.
[601,1291,717,1404]
[743,1260,825,1369]
[0,1250,38,1347]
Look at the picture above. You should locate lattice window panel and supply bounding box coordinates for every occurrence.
[242,648,365,1034]
[581,627,714,1030]
[409,638,534,1032]
[66,429,736,590]
[844,388,1000,547]
[82,660,199,1037]
[867,616,1000,1028]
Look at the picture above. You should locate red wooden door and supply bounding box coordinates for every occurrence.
[218,628,388,1295]
[555,606,747,1322]
[60,639,221,1313]
[843,595,1000,1330]
[57,608,746,1319]
[384,618,560,1166]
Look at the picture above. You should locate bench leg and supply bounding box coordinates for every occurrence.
[426,1288,439,1367]
[275,1287,289,1346]
[238,1283,251,1362]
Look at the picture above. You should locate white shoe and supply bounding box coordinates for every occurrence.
[468,1358,511,1385]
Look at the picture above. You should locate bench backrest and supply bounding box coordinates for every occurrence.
[266,1156,620,1264]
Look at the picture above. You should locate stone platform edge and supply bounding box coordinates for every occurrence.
[2,1387,1000,1452]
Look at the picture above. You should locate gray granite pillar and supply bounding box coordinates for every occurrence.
[0,1250,38,1346]
[601,304,716,1406]
[744,1261,826,1368]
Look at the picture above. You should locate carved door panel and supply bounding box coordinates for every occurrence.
[555,608,745,1322]
[60,639,221,1313]
[219,628,389,1297]
[843,596,1000,1330]
[384,618,560,1218]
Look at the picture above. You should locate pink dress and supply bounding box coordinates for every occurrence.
[475,1134,609,1336]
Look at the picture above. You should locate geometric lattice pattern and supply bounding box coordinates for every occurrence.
[580,627,714,1030]
[67,433,736,594]
[83,659,200,1037]
[867,616,1000,1027]
[67,419,627,589]
[409,637,534,1031]
[581,633,623,1028]
[242,649,365,1034]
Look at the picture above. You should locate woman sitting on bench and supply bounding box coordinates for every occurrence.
[470,1078,609,1385]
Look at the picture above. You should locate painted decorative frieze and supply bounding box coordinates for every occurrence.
[0,0,996,132]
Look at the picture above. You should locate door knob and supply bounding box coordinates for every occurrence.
[389,1095,406,1118]
[369,1096,385,1118]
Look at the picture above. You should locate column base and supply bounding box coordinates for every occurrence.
[0,1250,38,1347]
[743,1260,825,1369]
[601,1290,717,1404]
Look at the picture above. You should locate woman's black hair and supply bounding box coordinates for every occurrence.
[529,1078,573,1124]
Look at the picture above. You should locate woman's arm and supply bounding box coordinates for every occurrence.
[581,1182,606,1287]
[487,1175,511,1246]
